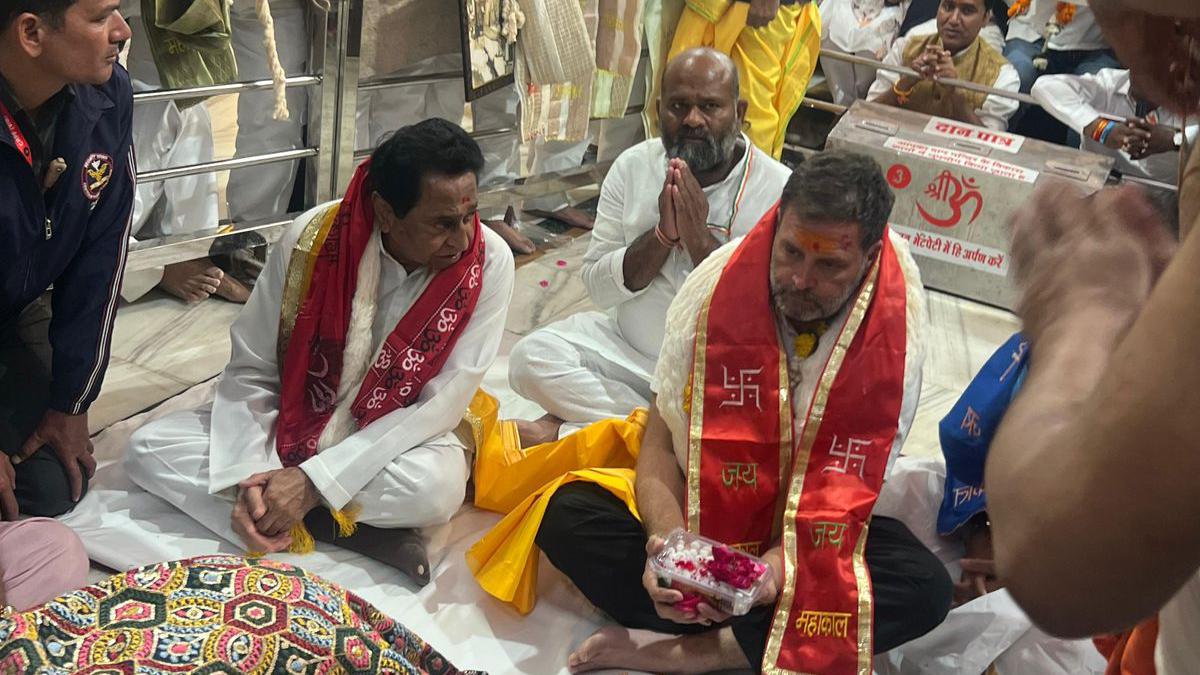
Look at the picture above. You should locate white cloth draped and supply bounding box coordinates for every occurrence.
[874,456,1108,674]
[651,231,927,481]
[819,0,909,106]
[119,0,219,301]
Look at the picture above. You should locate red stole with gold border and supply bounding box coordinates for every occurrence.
[685,203,908,674]
[275,161,487,466]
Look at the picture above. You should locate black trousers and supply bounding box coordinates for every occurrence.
[0,296,87,516]
[536,482,952,667]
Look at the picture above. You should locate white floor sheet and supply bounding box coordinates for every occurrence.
[67,286,1106,675]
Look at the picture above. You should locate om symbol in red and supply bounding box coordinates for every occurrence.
[916,170,983,229]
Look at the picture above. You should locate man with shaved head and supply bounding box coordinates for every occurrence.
[667,0,820,158]
[508,47,792,444]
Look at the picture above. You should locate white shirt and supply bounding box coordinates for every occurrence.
[652,232,927,482]
[868,33,1021,131]
[1032,69,1196,183]
[580,135,791,360]
[820,0,908,59]
[1006,0,1109,51]
[1157,572,1200,675]
[206,201,515,509]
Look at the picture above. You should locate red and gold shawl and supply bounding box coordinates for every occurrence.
[275,160,487,466]
[686,203,908,674]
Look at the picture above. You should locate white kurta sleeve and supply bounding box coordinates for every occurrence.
[976,64,1020,131]
[206,210,317,493]
[298,234,516,510]
[867,37,907,101]
[579,155,647,309]
[1031,72,1109,136]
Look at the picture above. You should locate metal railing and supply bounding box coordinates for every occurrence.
[132,75,321,105]
[819,49,1040,106]
[138,148,320,184]
[818,48,1181,131]
[125,0,647,271]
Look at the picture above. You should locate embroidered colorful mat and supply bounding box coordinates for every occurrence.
[0,554,483,675]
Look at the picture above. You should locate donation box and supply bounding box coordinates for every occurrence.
[826,100,1115,309]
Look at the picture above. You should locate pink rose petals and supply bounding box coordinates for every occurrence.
[538,280,549,288]
[652,529,771,616]
[706,545,768,590]
[674,592,704,614]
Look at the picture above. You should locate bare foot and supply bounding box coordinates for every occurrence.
[484,206,536,254]
[523,206,595,230]
[159,259,224,304]
[568,625,749,675]
[214,272,252,303]
[568,626,682,674]
[514,413,564,447]
[305,510,431,586]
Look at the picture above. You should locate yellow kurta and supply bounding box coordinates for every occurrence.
[668,0,821,159]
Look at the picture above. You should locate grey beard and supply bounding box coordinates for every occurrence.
[665,128,739,173]
[771,280,857,325]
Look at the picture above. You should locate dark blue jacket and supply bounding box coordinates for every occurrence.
[0,65,135,415]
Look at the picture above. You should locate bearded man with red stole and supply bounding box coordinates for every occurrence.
[534,152,951,674]
[124,119,515,585]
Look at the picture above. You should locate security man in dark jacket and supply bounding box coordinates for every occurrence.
[0,0,134,518]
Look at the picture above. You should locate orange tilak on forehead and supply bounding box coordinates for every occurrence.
[794,230,854,254]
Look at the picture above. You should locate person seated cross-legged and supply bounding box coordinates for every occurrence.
[508,48,791,445]
[534,152,952,674]
[125,119,515,585]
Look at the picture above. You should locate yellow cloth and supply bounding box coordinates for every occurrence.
[668,0,821,159]
[901,33,1006,119]
[468,468,640,614]
[467,405,647,613]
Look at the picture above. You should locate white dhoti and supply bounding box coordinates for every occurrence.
[818,0,905,107]
[226,0,309,222]
[508,311,655,425]
[873,456,1108,674]
[820,51,883,107]
[125,403,471,546]
[120,2,220,301]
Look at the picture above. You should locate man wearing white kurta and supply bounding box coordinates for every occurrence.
[1032,68,1197,184]
[125,120,514,582]
[507,48,791,444]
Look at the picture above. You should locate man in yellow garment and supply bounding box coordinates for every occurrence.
[668,0,821,159]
